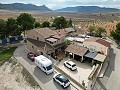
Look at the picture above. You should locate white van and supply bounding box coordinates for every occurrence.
[35,55,54,75]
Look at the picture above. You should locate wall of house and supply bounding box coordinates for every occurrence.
[83,42,109,55]
[27,41,55,56]
[26,30,45,41]
[46,36,65,46]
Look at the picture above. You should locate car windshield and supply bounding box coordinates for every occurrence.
[46,65,52,70]
[58,74,69,83]
[72,64,76,67]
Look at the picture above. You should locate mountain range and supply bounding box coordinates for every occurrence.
[0,3,52,11]
[55,6,120,12]
[0,3,119,12]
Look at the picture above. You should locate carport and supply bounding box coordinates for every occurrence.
[84,50,97,65]
[65,44,88,62]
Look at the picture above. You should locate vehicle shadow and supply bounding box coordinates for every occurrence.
[33,66,54,84]
[105,47,116,78]
[53,80,72,90]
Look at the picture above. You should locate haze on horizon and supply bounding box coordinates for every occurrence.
[0,0,120,10]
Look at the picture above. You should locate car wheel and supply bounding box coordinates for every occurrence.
[64,63,66,66]
[70,68,73,71]
[61,85,65,89]
[53,78,56,81]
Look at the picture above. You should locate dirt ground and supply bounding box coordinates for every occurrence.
[0,59,41,90]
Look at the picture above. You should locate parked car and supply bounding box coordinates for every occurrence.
[53,73,70,89]
[27,52,37,61]
[64,60,77,71]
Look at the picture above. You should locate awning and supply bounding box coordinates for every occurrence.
[84,50,97,59]
[94,54,106,62]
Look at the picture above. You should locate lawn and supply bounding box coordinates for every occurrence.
[0,47,17,61]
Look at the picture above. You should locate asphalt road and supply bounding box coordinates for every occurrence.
[14,44,81,90]
[94,38,120,90]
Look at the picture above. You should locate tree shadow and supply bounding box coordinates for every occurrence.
[53,80,72,90]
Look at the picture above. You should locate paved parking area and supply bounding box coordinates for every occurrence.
[58,57,92,87]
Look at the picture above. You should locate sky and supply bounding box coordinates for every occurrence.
[0,0,120,10]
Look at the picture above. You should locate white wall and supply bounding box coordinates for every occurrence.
[83,41,109,55]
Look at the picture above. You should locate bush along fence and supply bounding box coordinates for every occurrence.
[0,35,24,44]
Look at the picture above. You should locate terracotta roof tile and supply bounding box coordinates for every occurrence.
[65,44,88,56]
[96,39,110,47]
[35,28,57,38]
[85,38,110,47]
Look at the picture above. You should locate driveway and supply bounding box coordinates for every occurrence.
[14,43,82,90]
[93,38,120,90]
[58,58,92,88]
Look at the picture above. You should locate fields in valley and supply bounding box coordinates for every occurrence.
[0,9,120,36]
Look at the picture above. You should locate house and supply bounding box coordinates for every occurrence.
[26,28,67,57]
[83,38,110,55]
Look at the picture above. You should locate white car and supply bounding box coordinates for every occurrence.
[53,73,70,89]
[64,60,77,71]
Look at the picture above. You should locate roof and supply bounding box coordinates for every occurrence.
[96,39,110,47]
[27,38,54,54]
[85,38,99,42]
[84,50,97,59]
[56,29,68,36]
[65,28,75,33]
[55,28,75,36]
[65,44,88,56]
[35,55,52,66]
[94,54,106,62]
[84,38,110,47]
[52,34,65,39]
[46,38,58,42]
[35,28,57,38]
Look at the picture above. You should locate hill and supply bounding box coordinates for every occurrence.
[55,6,120,12]
[0,3,52,11]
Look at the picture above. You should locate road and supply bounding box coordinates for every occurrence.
[14,44,81,90]
[93,38,120,90]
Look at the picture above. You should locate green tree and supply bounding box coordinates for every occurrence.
[67,18,72,27]
[34,22,41,28]
[88,26,96,36]
[110,22,120,45]
[16,13,35,36]
[42,21,50,27]
[12,26,22,36]
[6,18,18,36]
[0,19,7,38]
[53,16,67,29]
[95,27,105,37]
[116,22,120,30]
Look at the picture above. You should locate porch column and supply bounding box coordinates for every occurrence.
[73,54,74,59]
[65,51,66,57]
[81,56,84,62]
[92,59,94,66]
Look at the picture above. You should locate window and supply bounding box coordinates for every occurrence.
[37,37,39,40]
[32,46,34,49]
[43,66,46,70]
